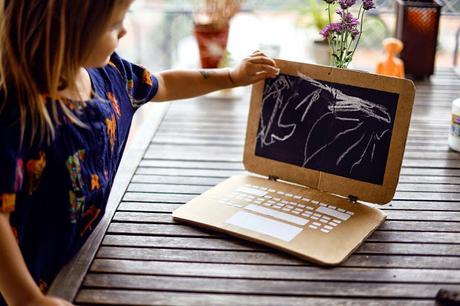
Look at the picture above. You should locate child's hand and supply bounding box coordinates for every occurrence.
[229,51,280,86]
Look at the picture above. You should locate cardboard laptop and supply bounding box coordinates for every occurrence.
[173,59,415,265]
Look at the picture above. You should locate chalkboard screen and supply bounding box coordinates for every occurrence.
[255,73,399,185]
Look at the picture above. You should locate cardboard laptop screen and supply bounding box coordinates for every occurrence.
[244,60,415,204]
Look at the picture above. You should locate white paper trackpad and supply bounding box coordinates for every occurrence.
[225,211,303,242]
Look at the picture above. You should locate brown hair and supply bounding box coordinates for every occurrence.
[0,0,120,146]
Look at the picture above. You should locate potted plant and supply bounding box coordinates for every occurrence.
[193,0,243,68]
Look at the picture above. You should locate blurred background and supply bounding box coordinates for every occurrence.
[117,0,460,73]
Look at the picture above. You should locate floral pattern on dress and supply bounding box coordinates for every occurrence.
[14,159,24,192]
[0,52,159,306]
[143,70,153,86]
[26,151,46,195]
[66,150,85,192]
[105,114,117,152]
[107,92,121,118]
[0,193,16,213]
[91,174,100,191]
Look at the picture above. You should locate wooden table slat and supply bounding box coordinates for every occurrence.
[48,68,460,305]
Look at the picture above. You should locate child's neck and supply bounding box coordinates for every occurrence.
[59,67,92,101]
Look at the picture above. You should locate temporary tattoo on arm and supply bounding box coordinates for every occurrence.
[200,69,214,80]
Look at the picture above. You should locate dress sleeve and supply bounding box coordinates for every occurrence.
[0,124,24,214]
[108,52,159,109]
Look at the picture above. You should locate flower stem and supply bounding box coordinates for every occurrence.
[348,5,365,64]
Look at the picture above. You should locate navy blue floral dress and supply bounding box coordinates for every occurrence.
[0,53,158,303]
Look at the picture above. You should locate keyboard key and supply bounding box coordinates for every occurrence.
[236,186,268,197]
[347,211,354,215]
[312,222,321,227]
[229,203,243,208]
[245,204,309,226]
[294,195,302,199]
[311,200,319,204]
[316,206,351,221]
[338,208,346,212]
[321,229,330,233]
[225,211,302,242]
[324,225,333,230]
[286,193,293,197]
[309,225,318,229]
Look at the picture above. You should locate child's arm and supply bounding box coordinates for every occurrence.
[152,51,279,102]
[0,213,73,306]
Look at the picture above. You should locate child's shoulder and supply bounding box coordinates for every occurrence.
[106,52,129,76]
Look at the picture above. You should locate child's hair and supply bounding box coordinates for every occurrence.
[0,0,123,146]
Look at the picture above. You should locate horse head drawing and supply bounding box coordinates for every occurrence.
[256,73,395,182]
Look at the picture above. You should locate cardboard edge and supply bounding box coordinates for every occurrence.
[243,59,415,205]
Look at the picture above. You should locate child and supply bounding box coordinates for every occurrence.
[0,0,279,305]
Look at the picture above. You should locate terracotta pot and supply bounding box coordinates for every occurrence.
[194,23,229,69]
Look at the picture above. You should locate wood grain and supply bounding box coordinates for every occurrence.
[50,69,460,305]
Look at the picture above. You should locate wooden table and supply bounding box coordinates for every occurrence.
[49,69,460,305]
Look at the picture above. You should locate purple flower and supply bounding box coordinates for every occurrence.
[349,27,360,39]
[341,11,360,27]
[338,0,357,9]
[329,10,360,40]
[319,0,374,68]
[320,22,343,38]
[363,0,375,10]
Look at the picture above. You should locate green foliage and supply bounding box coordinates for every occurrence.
[298,0,329,30]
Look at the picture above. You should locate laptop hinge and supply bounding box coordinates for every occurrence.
[268,176,279,181]
[348,195,358,203]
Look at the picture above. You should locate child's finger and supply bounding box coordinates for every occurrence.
[252,71,277,82]
[251,50,266,56]
[251,62,280,75]
[248,56,277,67]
